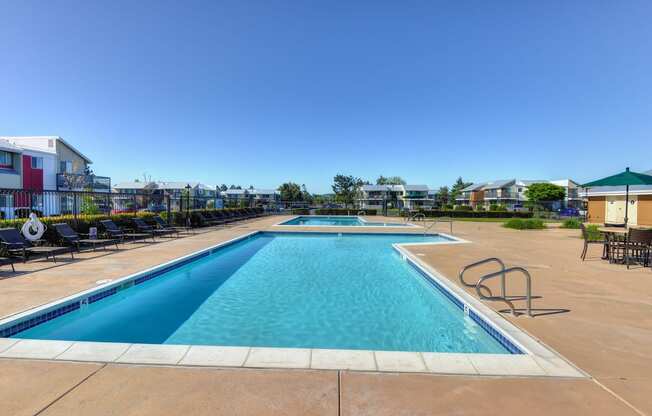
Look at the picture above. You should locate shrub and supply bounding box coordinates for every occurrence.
[400,209,533,219]
[560,218,582,229]
[291,208,310,215]
[585,224,602,241]
[454,205,472,211]
[503,218,546,230]
[314,208,377,215]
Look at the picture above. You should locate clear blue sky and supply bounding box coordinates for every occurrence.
[1,1,650,193]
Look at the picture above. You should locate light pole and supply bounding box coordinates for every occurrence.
[185,184,192,228]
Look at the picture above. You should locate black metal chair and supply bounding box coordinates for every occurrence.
[580,223,606,261]
[625,228,652,269]
[153,216,187,237]
[132,218,170,238]
[54,223,119,251]
[100,220,153,243]
[0,227,74,263]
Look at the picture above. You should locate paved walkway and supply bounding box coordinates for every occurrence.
[0,216,650,415]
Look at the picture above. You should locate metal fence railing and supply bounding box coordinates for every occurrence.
[0,188,224,221]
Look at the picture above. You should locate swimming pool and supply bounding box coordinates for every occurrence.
[279,215,415,227]
[4,232,516,354]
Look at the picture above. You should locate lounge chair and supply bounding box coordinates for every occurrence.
[205,211,229,225]
[100,220,153,243]
[53,223,119,251]
[153,216,188,237]
[0,227,74,263]
[0,256,15,272]
[196,212,224,227]
[132,218,171,238]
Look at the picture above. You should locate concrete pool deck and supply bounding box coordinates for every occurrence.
[0,215,650,415]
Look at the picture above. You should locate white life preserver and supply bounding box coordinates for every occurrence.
[21,213,46,241]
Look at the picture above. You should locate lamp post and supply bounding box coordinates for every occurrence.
[185,184,192,228]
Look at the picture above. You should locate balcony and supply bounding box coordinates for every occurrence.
[57,174,111,192]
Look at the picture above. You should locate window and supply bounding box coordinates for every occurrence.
[31,157,43,169]
[0,151,13,168]
[60,160,73,173]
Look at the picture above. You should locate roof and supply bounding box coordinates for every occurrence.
[461,183,487,192]
[222,189,247,195]
[482,179,515,190]
[403,185,429,191]
[0,139,23,153]
[113,181,214,191]
[251,189,277,194]
[2,136,93,163]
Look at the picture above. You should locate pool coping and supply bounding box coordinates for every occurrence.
[0,230,587,378]
[272,215,422,228]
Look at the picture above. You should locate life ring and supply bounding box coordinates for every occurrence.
[21,213,46,241]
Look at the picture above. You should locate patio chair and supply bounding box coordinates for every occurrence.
[0,227,74,263]
[53,223,119,251]
[153,216,187,237]
[132,218,170,238]
[100,220,154,243]
[196,212,223,227]
[580,223,606,261]
[0,256,15,272]
[625,228,652,269]
[203,211,228,226]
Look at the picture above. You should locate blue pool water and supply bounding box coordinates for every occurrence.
[14,232,508,353]
[281,215,411,227]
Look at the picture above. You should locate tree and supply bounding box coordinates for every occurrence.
[277,182,303,201]
[219,184,228,191]
[450,177,472,204]
[332,174,363,208]
[436,186,450,208]
[524,183,566,208]
[376,175,406,185]
[301,184,313,204]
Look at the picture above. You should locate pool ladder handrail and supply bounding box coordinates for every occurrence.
[458,258,533,317]
[423,217,453,236]
[406,212,425,223]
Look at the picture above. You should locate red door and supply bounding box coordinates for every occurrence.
[16,155,44,210]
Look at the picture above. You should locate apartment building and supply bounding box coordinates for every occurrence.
[457,179,582,210]
[113,181,220,211]
[0,136,109,192]
[357,184,434,210]
[0,136,109,218]
[220,188,279,207]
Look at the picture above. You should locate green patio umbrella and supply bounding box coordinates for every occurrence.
[582,167,652,225]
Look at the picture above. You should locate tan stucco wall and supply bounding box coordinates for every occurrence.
[56,142,88,174]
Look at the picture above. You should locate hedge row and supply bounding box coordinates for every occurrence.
[0,207,264,244]
[0,212,157,244]
[291,208,311,215]
[163,208,264,227]
[403,210,533,219]
[314,209,377,216]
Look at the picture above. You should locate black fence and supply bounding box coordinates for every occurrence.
[0,188,222,220]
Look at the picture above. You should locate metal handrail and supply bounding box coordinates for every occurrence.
[458,257,506,298]
[475,267,532,317]
[357,211,366,216]
[406,213,425,223]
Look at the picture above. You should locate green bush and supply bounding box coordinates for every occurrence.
[560,218,582,229]
[503,218,546,230]
[585,224,602,241]
[400,209,533,219]
[314,209,377,215]
[291,208,310,215]
[454,205,472,211]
